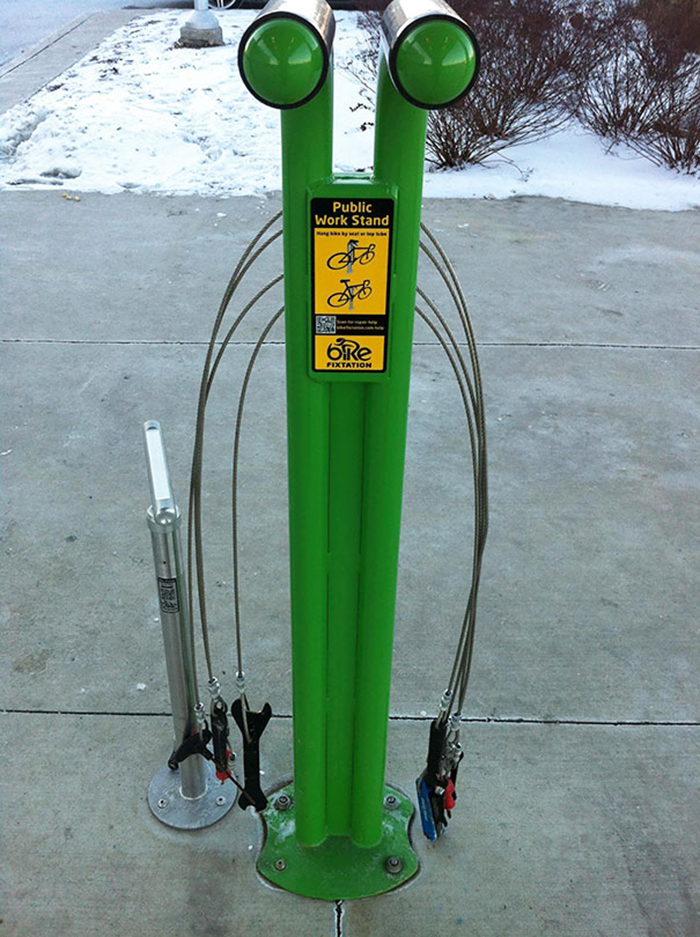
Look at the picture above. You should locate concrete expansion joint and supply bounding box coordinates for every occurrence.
[0,338,288,347]
[3,708,700,731]
[334,900,344,937]
[2,338,699,351]
[476,341,700,350]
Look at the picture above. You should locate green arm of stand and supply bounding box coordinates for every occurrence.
[280,74,333,847]
[326,381,365,834]
[350,56,428,848]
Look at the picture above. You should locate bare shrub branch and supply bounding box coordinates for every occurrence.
[354,0,604,168]
[352,0,700,174]
[578,0,700,173]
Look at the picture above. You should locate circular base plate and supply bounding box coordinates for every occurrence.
[257,783,419,899]
[148,759,237,830]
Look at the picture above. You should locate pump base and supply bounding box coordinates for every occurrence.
[257,784,419,899]
[148,759,236,829]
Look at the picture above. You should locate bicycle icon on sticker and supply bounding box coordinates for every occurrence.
[327,278,372,310]
[327,239,376,273]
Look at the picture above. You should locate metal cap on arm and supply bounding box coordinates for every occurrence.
[381,0,480,110]
[238,0,335,110]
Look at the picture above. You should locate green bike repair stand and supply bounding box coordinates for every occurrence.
[238,0,479,900]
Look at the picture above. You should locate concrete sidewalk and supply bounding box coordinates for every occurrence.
[0,8,145,113]
[1,189,699,937]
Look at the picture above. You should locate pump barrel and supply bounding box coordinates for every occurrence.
[144,420,205,800]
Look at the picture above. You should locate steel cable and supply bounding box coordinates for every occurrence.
[187,211,282,683]
[230,307,285,682]
[188,214,487,728]
[419,224,489,717]
[415,302,486,715]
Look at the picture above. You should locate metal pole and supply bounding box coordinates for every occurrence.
[238,0,336,847]
[144,420,235,829]
[280,76,333,848]
[325,381,364,836]
[348,5,478,846]
[349,55,429,849]
[180,0,223,48]
[238,0,477,898]
[144,419,203,799]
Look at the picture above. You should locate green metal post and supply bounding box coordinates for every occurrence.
[239,0,479,898]
[350,56,429,848]
[280,76,333,848]
[326,382,365,835]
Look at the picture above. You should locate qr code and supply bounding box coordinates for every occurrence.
[316,315,337,335]
[157,577,180,614]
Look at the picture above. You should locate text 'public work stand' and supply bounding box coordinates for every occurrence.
[239,0,479,899]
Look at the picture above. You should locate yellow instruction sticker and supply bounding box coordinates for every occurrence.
[311,197,394,373]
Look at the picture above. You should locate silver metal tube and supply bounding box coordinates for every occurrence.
[243,0,335,53]
[382,0,469,51]
[144,420,205,800]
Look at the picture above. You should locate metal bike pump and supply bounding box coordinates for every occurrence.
[238,0,478,898]
[144,420,235,828]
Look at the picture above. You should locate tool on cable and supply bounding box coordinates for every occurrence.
[232,697,272,812]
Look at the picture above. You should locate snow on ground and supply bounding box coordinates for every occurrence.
[1,10,698,210]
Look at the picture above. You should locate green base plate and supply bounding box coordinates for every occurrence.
[257,784,419,900]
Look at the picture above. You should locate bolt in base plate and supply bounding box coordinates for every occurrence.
[257,784,419,899]
[148,759,236,830]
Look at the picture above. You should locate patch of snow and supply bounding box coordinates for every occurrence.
[41,164,82,179]
[0,10,697,211]
[0,107,48,158]
[423,125,700,211]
